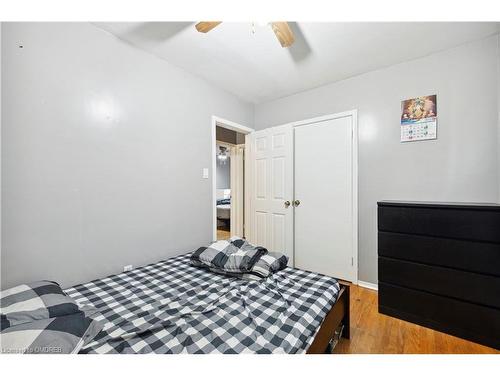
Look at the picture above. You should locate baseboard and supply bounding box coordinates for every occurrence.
[357,280,378,291]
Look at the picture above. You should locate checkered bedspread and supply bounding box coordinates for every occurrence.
[65,253,340,354]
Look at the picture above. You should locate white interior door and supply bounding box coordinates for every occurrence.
[294,115,356,281]
[247,124,294,263]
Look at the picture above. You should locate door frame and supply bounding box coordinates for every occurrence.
[211,116,254,242]
[230,143,245,238]
[248,110,359,283]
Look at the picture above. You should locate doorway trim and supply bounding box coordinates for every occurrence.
[211,116,254,242]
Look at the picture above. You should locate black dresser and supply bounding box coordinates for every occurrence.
[377,201,500,349]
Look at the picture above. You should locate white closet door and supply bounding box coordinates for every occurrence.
[247,124,294,263]
[294,116,356,281]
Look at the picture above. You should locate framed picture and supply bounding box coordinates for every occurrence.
[401,95,437,142]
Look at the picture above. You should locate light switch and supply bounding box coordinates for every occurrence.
[202,168,209,179]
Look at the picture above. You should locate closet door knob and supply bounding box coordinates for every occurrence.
[293,200,301,207]
[284,200,291,208]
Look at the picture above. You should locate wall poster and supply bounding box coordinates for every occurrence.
[401,95,437,142]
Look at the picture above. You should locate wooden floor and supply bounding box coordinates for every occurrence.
[333,284,499,354]
[217,229,230,240]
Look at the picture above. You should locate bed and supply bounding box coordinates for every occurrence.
[216,189,231,221]
[65,253,350,354]
[216,203,231,220]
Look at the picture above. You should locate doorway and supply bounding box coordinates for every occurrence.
[211,116,253,242]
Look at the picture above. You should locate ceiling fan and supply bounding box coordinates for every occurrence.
[195,21,295,48]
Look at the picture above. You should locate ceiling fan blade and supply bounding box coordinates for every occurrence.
[271,22,295,48]
[195,22,222,33]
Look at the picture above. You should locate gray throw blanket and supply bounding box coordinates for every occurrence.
[190,237,288,280]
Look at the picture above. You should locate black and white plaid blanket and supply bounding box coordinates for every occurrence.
[64,253,339,354]
[191,237,288,280]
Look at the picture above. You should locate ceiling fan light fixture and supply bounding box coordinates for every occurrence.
[195,21,295,48]
[255,21,269,27]
[251,21,270,34]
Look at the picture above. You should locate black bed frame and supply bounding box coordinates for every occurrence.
[307,283,350,354]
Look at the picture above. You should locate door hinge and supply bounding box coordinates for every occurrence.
[351,257,354,266]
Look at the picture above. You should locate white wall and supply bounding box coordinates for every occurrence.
[1,23,253,288]
[2,24,499,289]
[254,35,500,284]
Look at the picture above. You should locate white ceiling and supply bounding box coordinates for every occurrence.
[94,22,499,104]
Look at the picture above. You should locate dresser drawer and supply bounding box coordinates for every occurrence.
[379,282,500,350]
[378,204,500,243]
[379,257,500,309]
[378,231,500,276]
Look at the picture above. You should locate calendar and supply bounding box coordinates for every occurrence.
[401,95,437,142]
